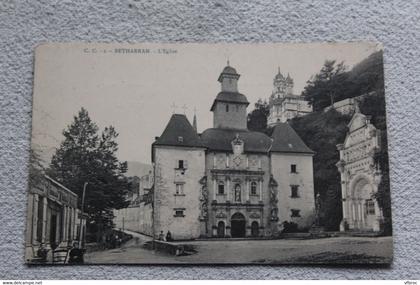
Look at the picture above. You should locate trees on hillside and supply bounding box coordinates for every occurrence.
[302,50,384,111]
[359,91,392,235]
[302,60,347,111]
[247,99,270,133]
[290,110,351,230]
[47,108,130,238]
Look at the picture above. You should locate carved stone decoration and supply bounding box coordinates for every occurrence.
[249,212,260,219]
[269,175,279,222]
[231,133,244,155]
[215,211,227,219]
[199,176,208,220]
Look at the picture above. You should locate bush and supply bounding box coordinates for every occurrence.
[282,221,299,233]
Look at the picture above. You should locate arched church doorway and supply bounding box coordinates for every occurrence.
[217,221,225,238]
[251,221,259,237]
[231,213,246,238]
[351,176,375,230]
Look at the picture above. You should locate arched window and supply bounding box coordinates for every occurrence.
[218,181,225,195]
[251,181,257,195]
[234,184,241,202]
[217,221,225,237]
[251,221,259,237]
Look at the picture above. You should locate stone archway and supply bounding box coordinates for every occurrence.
[231,212,246,238]
[350,175,375,230]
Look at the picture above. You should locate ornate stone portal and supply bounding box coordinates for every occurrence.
[199,176,208,236]
[269,175,279,235]
[336,108,383,232]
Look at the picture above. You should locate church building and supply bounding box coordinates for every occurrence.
[151,64,315,240]
[267,68,312,126]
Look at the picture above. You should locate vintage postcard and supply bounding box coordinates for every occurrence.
[26,42,392,264]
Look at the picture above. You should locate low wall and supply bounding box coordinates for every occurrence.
[113,202,153,236]
[153,240,185,256]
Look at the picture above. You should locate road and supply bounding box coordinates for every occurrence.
[84,233,392,264]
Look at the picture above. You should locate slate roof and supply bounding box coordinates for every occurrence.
[210,91,250,111]
[270,123,315,154]
[200,128,272,153]
[153,114,205,148]
[222,65,238,74]
[217,65,239,82]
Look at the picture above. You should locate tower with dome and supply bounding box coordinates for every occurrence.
[268,68,312,125]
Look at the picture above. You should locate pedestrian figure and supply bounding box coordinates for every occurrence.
[166,231,173,242]
[158,231,164,241]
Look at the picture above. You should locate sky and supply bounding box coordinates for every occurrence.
[31,42,381,166]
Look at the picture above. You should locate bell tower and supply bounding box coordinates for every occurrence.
[210,63,249,129]
[218,61,240,92]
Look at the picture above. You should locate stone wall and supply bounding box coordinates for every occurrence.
[113,202,153,236]
[213,102,247,129]
[271,153,315,229]
[153,146,206,240]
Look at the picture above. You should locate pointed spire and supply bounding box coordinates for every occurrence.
[193,107,197,133]
[227,59,230,66]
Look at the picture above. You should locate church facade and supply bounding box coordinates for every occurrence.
[152,65,315,240]
[336,109,384,232]
[267,69,312,126]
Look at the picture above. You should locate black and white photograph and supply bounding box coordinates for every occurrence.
[26,42,392,265]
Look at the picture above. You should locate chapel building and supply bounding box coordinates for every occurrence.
[151,64,315,240]
[336,108,384,232]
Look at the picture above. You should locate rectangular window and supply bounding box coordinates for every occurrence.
[291,209,301,217]
[218,182,225,195]
[174,209,185,217]
[291,164,297,173]
[291,185,299,198]
[175,183,184,195]
[176,159,188,169]
[366,200,375,215]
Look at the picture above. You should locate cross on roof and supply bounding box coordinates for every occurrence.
[170,102,178,114]
[181,104,188,114]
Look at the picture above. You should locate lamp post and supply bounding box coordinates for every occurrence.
[78,182,88,248]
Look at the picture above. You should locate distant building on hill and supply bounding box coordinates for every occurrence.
[268,68,312,126]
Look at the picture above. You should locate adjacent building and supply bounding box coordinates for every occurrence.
[336,108,384,232]
[25,175,82,263]
[151,64,315,240]
[268,68,312,126]
[113,171,154,236]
